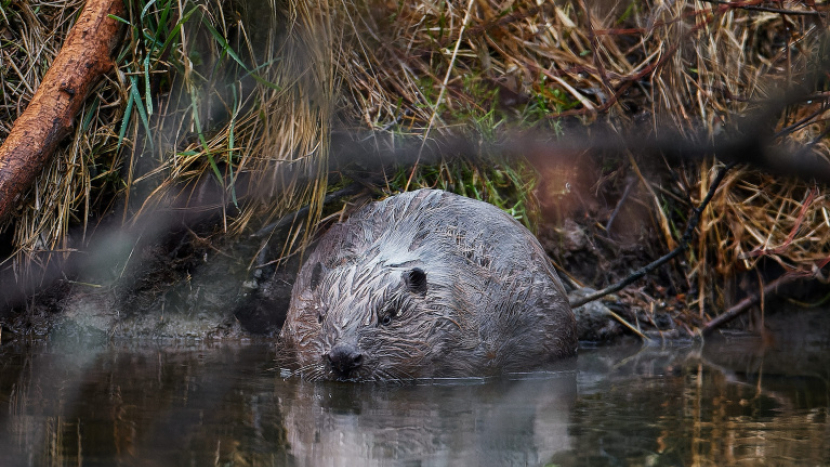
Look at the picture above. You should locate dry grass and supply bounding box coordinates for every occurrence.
[134,0,340,256]
[1,0,339,276]
[334,0,830,312]
[1,0,829,319]
[1,0,95,272]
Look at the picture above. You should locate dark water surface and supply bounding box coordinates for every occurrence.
[1,329,829,466]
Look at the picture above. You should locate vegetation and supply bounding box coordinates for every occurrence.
[1,0,829,335]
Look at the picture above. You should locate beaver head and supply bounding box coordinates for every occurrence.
[281,248,460,381]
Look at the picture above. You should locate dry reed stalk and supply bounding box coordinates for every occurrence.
[129,0,341,271]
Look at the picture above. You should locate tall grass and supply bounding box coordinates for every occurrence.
[0,0,337,275]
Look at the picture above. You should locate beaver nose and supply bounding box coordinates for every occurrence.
[327,343,363,375]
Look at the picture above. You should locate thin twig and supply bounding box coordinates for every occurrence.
[605,178,636,233]
[743,187,818,258]
[252,183,365,238]
[607,308,650,341]
[700,273,804,337]
[697,0,825,16]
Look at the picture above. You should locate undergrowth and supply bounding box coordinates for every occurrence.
[1,0,829,328]
[384,158,540,231]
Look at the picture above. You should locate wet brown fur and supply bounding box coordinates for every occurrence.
[280,189,577,381]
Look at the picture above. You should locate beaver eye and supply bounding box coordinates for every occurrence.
[379,310,395,326]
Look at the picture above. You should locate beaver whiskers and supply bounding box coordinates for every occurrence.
[293,359,415,383]
[294,362,328,381]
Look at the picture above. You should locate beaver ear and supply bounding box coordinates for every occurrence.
[309,262,324,290]
[403,268,427,295]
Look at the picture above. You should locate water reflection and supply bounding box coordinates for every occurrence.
[281,375,575,466]
[0,336,828,466]
[552,341,830,466]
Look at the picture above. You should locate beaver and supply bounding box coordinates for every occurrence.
[280,189,577,381]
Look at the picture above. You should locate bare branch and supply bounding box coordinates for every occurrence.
[569,161,737,308]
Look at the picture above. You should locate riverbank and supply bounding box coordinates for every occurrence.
[1,0,828,341]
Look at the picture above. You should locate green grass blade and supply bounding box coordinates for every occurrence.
[129,75,154,150]
[157,6,198,59]
[107,14,130,25]
[200,16,249,72]
[82,96,100,132]
[189,87,224,185]
[140,0,157,21]
[198,18,282,91]
[157,0,173,37]
[117,88,135,152]
[143,54,153,116]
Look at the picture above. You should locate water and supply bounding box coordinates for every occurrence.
[1,332,828,466]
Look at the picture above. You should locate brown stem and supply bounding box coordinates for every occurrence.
[700,273,805,337]
[697,0,825,16]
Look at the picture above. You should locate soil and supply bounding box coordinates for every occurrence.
[0,218,298,342]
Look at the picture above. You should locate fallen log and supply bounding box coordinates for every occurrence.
[0,0,125,222]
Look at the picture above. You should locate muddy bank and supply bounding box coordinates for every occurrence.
[0,224,809,347]
[0,184,821,346]
[0,217,297,342]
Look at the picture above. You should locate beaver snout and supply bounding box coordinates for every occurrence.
[327,343,364,377]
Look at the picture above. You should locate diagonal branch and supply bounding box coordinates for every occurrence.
[569,160,736,308]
